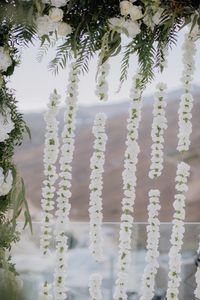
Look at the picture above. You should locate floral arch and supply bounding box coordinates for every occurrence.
[0,0,200,299]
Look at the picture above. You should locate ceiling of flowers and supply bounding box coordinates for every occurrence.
[0,0,200,299]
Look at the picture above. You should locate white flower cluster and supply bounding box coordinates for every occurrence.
[114,73,144,300]
[95,61,110,102]
[108,1,165,38]
[53,63,79,300]
[166,162,190,300]
[108,17,140,39]
[108,0,143,38]
[177,32,197,152]
[40,89,60,257]
[89,273,103,300]
[120,1,143,22]
[0,107,15,143]
[0,47,12,72]
[139,189,161,300]
[194,242,200,300]
[37,1,72,38]
[149,82,167,179]
[0,168,13,197]
[89,113,107,261]
[39,281,52,300]
[42,0,68,7]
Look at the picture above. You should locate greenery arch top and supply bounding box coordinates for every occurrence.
[0,0,200,299]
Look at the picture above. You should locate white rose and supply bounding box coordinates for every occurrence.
[49,7,63,22]
[36,15,57,37]
[51,0,68,7]
[129,5,143,21]
[120,1,133,16]
[0,47,12,72]
[108,17,124,33]
[123,20,141,38]
[57,22,72,36]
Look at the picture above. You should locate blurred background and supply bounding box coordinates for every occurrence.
[10,31,200,222]
[11,223,200,300]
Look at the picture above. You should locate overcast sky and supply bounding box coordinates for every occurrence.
[10,29,200,112]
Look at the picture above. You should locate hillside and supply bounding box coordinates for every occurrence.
[15,87,200,222]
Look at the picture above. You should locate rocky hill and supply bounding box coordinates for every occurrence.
[15,87,200,222]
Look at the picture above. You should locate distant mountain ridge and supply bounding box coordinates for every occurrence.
[15,86,200,222]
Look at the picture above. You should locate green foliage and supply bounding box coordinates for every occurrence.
[0,254,25,300]
[0,0,199,80]
[0,84,26,169]
[48,37,73,74]
[0,82,32,277]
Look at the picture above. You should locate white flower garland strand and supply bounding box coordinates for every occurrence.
[166,162,190,300]
[53,63,79,300]
[113,72,144,300]
[195,241,200,300]
[166,28,197,300]
[139,189,161,300]
[40,89,60,257]
[39,89,60,300]
[89,113,107,261]
[149,82,168,179]
[39,282,53,300]
[89,273,103,300]
[177,31,197,153]
[140,81,167,298]
[95,60,110,102]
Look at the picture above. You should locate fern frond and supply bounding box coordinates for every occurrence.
[11,22,36,47]
[120,40,135,84]
[37,37,57,63]
[48,39,72,74]
[74,35,96,74]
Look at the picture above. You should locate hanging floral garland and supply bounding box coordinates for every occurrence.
[53,63,79,300]
[177,30,197,153]
[140,81,167,298]
[39,89,60,300]
[89,113,107,261]
[39,281,53,300]
[40,89,60,257]
[166,162,190,300]
[113,72,144,300]
[95,60,110,102]
[89,273,103,300]
[149,82,168,179]
[139,189,161,300]
[166,27,197,300]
